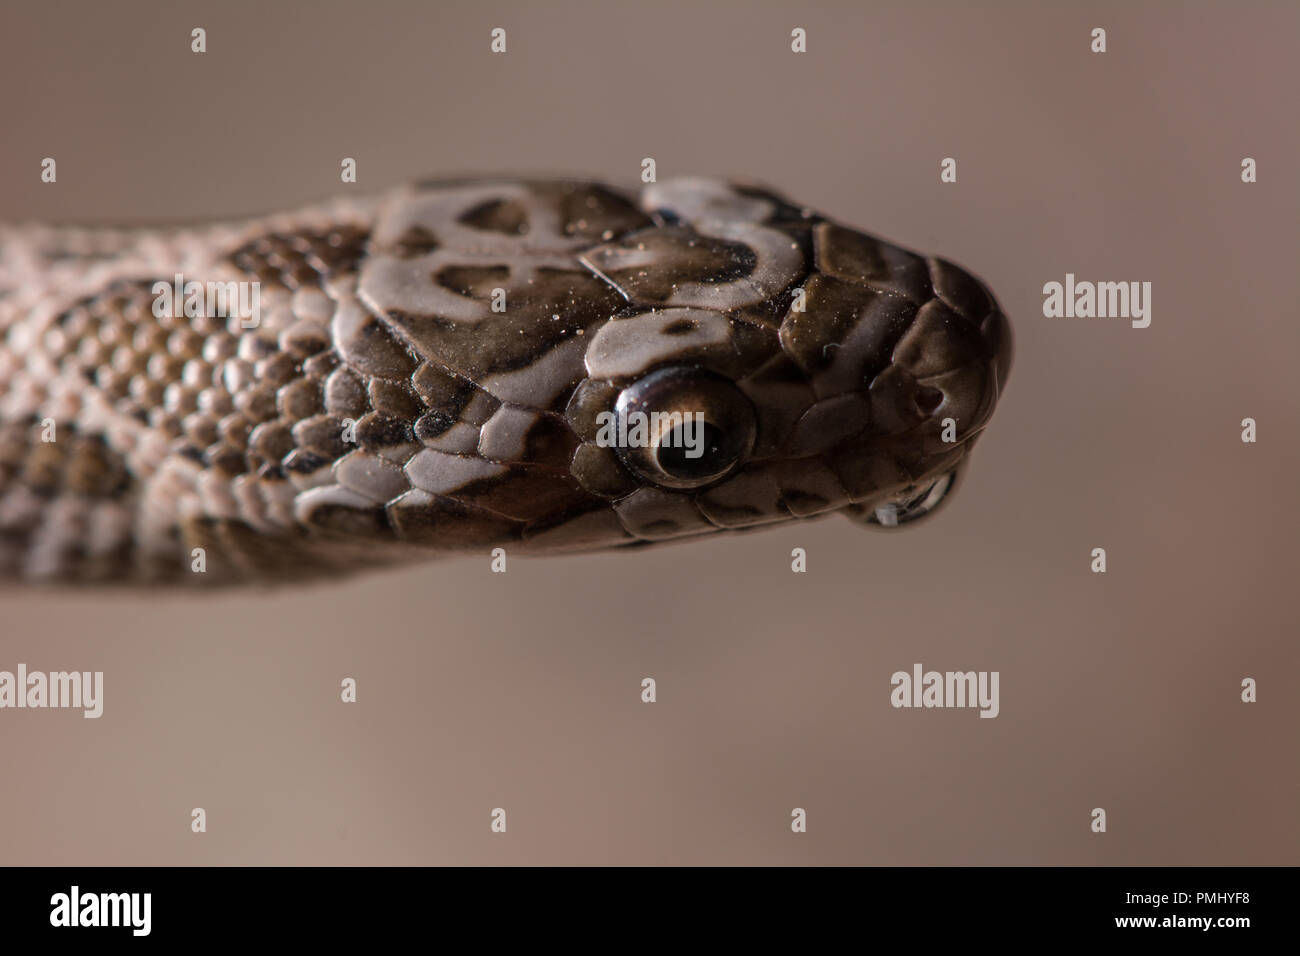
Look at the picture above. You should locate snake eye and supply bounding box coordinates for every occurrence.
[612,366,756,489]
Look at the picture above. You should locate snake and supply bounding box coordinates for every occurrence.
[0,177,1012,585]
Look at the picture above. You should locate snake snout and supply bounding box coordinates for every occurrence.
[815,259,1012,531]
[925,257,1012,396]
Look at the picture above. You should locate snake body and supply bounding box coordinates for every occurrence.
[0,178,1011,585]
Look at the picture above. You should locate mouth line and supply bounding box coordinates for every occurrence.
[863,469,959,527]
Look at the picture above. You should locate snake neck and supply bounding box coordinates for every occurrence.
[0,202,419,585]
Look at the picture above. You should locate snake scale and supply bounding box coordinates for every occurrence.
[0,178,1012,585]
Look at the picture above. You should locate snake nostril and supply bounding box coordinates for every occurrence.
[915,385,943,415]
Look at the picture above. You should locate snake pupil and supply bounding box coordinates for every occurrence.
[656,421,726,480]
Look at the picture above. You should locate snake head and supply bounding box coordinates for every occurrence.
[548,178,1013,546]
[311,177,1010,558]
[0,176,1009,584]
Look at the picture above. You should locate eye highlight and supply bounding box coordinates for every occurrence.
[612,367,756,489]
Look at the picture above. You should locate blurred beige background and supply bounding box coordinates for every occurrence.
[1,0,1296,865]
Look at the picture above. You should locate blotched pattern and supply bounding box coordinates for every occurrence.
[0,178,1011,584]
